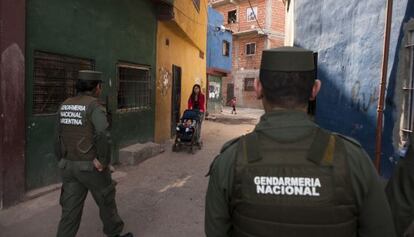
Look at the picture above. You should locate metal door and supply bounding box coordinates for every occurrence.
[171,65,182,137]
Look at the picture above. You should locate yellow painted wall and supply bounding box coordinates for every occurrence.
[155,0,207,142]
[173,0,207,51]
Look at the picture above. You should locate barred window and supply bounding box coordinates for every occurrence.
[246,43,256,55]
[244,78,255,91]
[33,51,94,115]
[117,64,151,111]
[402,31,414,133]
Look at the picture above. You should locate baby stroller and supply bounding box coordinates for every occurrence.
[172,109,203,153]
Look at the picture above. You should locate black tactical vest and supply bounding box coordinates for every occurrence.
[58,95,99,161]
[230,128,357,237]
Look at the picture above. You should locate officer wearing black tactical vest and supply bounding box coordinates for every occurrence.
[205,47,396,237]
[55,70,132,237]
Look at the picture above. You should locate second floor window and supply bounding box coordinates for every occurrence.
[246,43,256,55]
[223,40,230,56]
[228,10,237,24]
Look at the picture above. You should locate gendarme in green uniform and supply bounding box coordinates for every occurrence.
[387,132,414,237]
[55,70,130,237]
[205,47,396,237]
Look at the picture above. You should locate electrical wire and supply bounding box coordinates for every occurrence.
[247,0,268,35]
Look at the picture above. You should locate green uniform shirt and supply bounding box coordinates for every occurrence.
[387,133,414,237]
[205,110,396,237]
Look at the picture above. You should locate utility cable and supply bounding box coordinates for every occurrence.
[247,0,268,35]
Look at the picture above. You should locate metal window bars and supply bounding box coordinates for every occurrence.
[33,51,94,115]
[402,32,414,133]
[117,64,151,112]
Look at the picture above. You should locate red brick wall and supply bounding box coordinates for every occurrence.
[213,0,284,34]
[213,0,284,109]
[214,0,285,72]
[237,0,266,32]
[214,0,267,33]
[233,35,266,70]
[214,4,237,28]
[271,0,285,34]
[269,37,284,48]
[242,91,263,108]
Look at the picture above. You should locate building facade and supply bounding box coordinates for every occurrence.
[207,7,233,114]
[288,0,414,177]
[154,0,208,142]
[1,0,159,208]
[210,0,285,108]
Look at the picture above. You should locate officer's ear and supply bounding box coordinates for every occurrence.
[310,79,321,101]
[254,79,264,100]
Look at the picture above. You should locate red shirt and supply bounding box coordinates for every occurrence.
[230,98,236,106]
[188,93,205,112]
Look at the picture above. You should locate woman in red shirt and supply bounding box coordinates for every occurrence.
[188,84,205,143]
[188,84,205,112]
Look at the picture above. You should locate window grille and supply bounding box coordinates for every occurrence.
[244,78,255,91]
[117,64,152,111]
[402,32,414,133]
[246,43,256,55]
[33,51,94,115]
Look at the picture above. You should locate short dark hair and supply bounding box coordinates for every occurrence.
[75,80,101,93]
[259,70,315,108]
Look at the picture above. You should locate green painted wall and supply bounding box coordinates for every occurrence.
[26,0,157,190]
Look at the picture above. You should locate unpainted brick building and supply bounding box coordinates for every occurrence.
[210,0,285,108]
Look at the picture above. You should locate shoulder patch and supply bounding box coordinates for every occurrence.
[220,136,242,153]
[334,133,362,147]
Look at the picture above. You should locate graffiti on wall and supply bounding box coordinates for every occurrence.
[351,81,378,113]
[157,67,171,96]
[208,81,221,100]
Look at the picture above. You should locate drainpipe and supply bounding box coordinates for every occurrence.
[375,0,393,173]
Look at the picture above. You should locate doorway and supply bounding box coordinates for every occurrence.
[226,83,234,105]
[171,65,182,137]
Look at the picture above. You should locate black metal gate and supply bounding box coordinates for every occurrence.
[171,65,182,137]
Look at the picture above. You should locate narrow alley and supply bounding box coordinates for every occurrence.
[0,109,262,237]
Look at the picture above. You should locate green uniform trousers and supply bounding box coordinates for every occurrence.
[56,160,124,237]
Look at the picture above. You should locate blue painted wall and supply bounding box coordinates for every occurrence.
[294,0,413,177]
[207,7,232,71]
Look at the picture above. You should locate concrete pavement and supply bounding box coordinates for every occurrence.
[0,120,256,237]
[207,106,264,125]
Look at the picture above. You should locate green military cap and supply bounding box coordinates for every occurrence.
[260,46,315,72]
[78,70,103,82]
